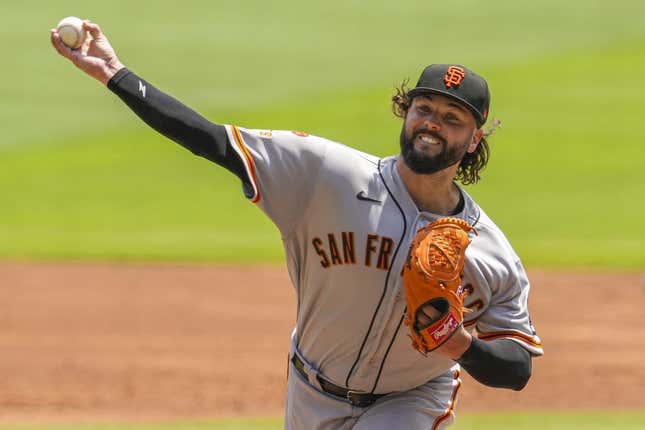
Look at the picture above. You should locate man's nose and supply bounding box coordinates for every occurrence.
[423,115,441,131]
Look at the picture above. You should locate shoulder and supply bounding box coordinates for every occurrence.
[268,129,381,173]
[459,189,520,266]
[461,197,526,293]
[471,209,520,264]
[236,127,330,152]
[238,127,378,164]
[235,127,382,197]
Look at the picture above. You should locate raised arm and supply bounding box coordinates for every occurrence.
[50,20,246,179]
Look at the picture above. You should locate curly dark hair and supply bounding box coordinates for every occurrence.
[391,80,497,185]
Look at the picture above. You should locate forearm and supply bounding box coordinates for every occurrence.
[107,68,245,178]
[457,338,532,391]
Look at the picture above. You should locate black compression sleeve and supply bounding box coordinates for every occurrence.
[457,338,532,391]
[107,68,246,179]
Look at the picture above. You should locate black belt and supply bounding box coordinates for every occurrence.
[290,354,387,408]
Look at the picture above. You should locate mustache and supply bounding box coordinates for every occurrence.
[410,129,447,146]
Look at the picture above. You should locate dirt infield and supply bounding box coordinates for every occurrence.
[0,263,643,423]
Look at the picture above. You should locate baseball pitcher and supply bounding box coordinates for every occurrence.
[50,20,543,430]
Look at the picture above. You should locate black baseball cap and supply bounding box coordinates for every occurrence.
[407,64,490,127]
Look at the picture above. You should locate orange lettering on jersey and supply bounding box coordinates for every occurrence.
[444,66,466,89]
[364,234,379,267]
[376,237,394,270]
[341,232,356,264]
[328,233,342,265]
[292,130,309,137]
[312,237,330,268]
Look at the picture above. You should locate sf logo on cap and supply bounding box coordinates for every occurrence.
[444,66,466,89]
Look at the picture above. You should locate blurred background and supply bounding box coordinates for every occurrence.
[1,0,644,429]
[2,0,643,266]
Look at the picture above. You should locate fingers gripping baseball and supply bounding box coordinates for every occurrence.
[402,218,476,355]
[50,19,125,85]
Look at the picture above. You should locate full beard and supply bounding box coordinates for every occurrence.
[399,127,470,175]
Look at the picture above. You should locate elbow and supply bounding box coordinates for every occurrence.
[458,338,533,391]
[510,357,532,391]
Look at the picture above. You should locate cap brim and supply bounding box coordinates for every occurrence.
[407,87,484,126]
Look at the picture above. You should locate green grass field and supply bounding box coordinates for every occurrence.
[2,0,644,267]
[1,412,644,430]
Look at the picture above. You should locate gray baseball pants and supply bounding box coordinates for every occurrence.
[285,348,461,430]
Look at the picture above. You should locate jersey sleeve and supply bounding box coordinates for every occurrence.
[224,125,328,234]
[474,258,544,356]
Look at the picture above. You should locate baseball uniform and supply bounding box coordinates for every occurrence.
[223,125,543,429]
[99,62,542,430]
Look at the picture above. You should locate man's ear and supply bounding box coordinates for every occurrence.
[467,128,484,153]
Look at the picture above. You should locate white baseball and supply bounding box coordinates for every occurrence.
[56,16,87,49]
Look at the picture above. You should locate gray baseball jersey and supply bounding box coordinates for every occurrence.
[224,125,543,428]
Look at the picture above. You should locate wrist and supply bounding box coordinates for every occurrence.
[437,326,473,360]
[101,60,125,85]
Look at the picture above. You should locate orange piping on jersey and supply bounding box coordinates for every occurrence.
[477,329,542,347]
[432,371,461,430]
[231,125,261,203]
[464,317,479,328]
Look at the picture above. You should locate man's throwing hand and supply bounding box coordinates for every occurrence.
[50,20,125,85]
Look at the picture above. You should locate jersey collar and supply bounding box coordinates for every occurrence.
[379,156,481,227]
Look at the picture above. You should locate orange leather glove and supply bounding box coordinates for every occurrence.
[402,217,476,355]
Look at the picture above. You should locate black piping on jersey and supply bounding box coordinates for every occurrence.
[369,313,405,394]
[344,158,408,388]
[469,205,482,229]
[350,149,379,167]
[459,186,482,229]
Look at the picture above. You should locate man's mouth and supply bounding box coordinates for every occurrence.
[417,134,441,145]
